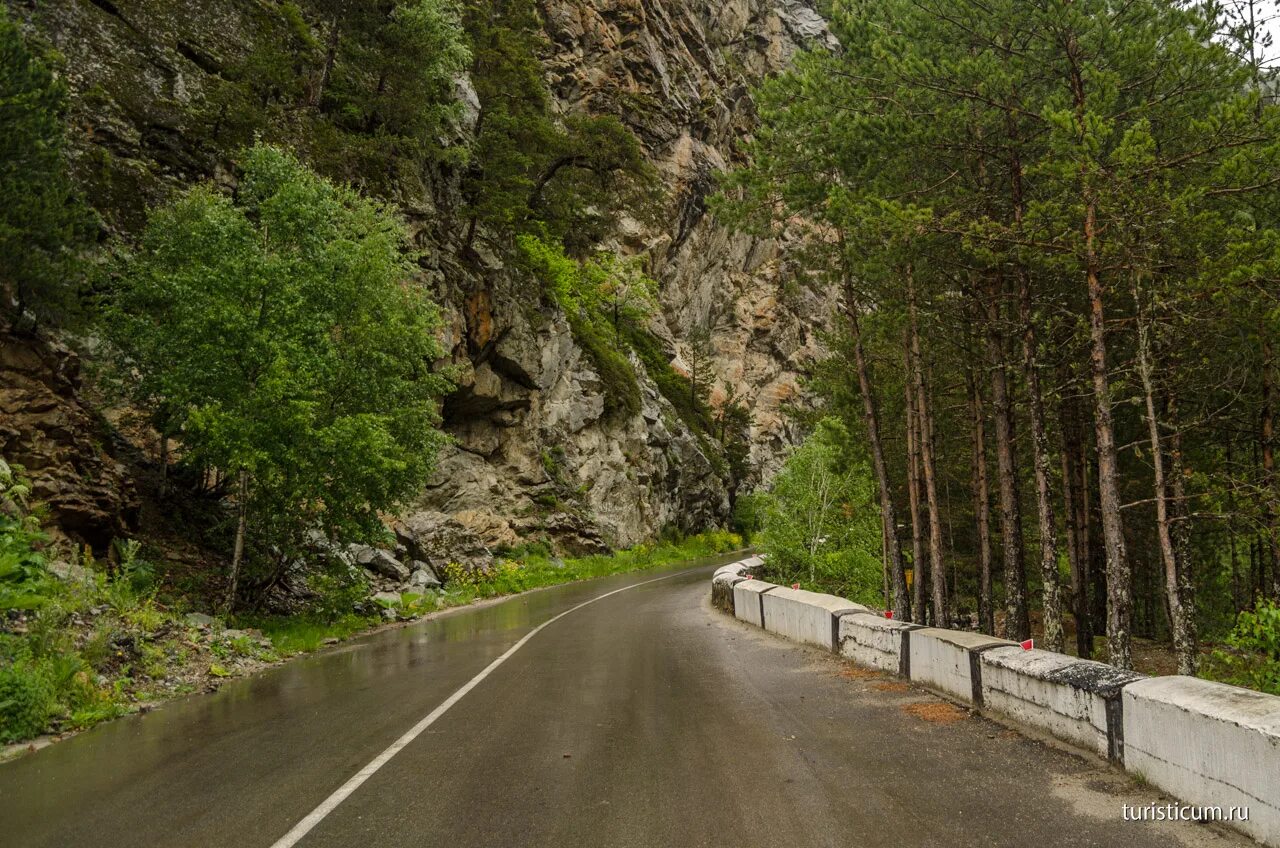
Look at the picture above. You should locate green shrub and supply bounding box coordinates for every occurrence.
[1203,600,1280,695]
[307,560,372,621]
[0,660,54,743]
[753,419,883,605]
[0,460,57,611]
[732,492,767,541]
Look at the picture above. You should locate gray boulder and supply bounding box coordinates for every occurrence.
[407,563,441,589]
[397,511,495,574]
[350,546,410,581]
[47,559,97,585]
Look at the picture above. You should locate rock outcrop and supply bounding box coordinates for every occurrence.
[413,0,833,550]
[0,331,138,550]
[11,0,834,554]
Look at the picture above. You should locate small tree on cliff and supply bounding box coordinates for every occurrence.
[0,9,91,330]
[105,144,451,610]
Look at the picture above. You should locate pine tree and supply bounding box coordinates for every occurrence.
[0,9,90,329]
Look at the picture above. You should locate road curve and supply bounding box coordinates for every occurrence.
[0,556,1246,848]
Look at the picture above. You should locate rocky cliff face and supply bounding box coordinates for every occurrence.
[10,0,833,555]
[0,333,138,549]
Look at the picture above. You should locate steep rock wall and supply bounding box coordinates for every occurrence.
[10,0,833,553]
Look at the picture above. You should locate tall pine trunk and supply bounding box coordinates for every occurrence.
[1018,271,1064,651]
[843,266,910,619]
[968,367,995,635]
[980,276,1029,640]
[1060,384,1093,659]
[1132,280,1195,673]
[1068,43,1133,669]
[1007,109,1063,649]
[905,337,928,623]
[1167,393,1197,673]
[909,273,948,627]
[1084,217,1132,669]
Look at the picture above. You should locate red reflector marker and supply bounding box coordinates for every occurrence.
[791,583,800,589]
[884,610,894,620]
[1021,639,1034,650]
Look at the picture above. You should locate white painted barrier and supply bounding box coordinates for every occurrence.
[1123,676,1280,845]
[713,562,748,579]
[732,579,777,628]
[979,647,1142,760]
[708,562,1280,847]
[838,613,921,676]
[908,628,1014,703]
[760,587,870,651]
[711,573,745,612]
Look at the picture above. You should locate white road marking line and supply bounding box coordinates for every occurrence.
[268,569,690,848]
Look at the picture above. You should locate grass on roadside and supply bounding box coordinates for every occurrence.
[3,508,741,747]
[243,529,744,656]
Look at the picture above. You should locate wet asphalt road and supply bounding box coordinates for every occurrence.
[0,556,1249,848]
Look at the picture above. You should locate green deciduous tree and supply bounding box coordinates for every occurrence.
[757,419,884,605]
[105,145,451,610]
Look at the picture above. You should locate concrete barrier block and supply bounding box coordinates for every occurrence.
[738,555,765,570]
[711,573,746,613]
[979,647,1143,760]
[839,613,922,676]
[713,562,748,579]
[760,587,870,651]
[732,579,777,628]
[908,628,1015,703]
[1123,676,1280,845]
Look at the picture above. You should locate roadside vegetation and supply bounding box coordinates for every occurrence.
[742,420,884,608]
[1,454,740,749]
[245,529,742,652]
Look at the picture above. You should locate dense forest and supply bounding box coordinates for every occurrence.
[728,0,1280,690]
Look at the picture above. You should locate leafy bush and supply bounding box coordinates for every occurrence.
[307,562,372,622]
[0,658,54,743]
[1203,600,1280,695]
[754,419,883,605]
[0,459,56,610]
[732,492,767,541]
